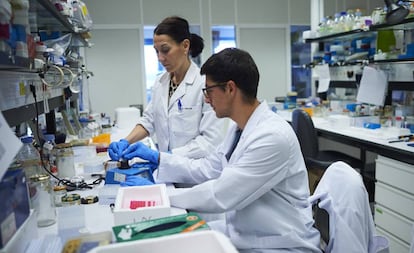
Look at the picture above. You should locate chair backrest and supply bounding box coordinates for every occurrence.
[309,161,389,253]
[291,109,319,159]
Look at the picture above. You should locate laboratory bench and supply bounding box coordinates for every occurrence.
[278,110,414,253]
[3,176,188,253]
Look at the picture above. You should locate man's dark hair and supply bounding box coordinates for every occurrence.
[200,48,259,102]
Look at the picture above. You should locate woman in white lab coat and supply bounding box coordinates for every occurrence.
[109,16,224,161]
[122,48,322,252]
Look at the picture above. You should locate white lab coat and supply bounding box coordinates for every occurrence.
[138,61,225,159]
[156,101,322,252]
[309,161,389,253]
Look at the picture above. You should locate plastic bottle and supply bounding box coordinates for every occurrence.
[16,136,43,179]
[42,134,56,168]
[42,134,59,184]
[16,136,56,227]
[339,11,348,32]
[353,8,363,30]
[332,13,342,33]
[326,16,334,34]
[318,17,329,36]
[345,9,355,31]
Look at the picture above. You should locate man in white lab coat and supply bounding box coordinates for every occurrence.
[122,48,322,252]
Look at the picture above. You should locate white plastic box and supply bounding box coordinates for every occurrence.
[88,230,239,253]
[0,210,38,253]
[113,184,170,226]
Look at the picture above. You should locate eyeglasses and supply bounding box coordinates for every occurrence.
[202,82,227,98]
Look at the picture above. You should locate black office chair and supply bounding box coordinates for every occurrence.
[291,108,363,171]
[313,202,330,248]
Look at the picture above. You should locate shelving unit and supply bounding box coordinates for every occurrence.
[306,18,414,63]
[0,0,91,130]
[34,0,91,47]
[307,18,414,253]
[306,17,414,92]
[0,51,33,71]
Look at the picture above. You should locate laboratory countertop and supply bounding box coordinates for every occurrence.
[277,110,414,164]
[37,183,186,239]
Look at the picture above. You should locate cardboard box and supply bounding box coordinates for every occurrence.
[89,230,239,253]
[0,169,30,249]
[112,212,209,242]
[113,184,170,226]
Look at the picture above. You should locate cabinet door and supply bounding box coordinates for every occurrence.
[239,27,288,101]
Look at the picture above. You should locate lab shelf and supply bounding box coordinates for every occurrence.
[2,92,78,128]
[31,0,91,47]
[0,51,34,71]
[1,0,90,129]
[305,17,414,44]
[305,29,370,43]
[370,17,414,31]
[305,17,414,65]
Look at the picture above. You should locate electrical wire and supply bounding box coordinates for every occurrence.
[29,80,105,191]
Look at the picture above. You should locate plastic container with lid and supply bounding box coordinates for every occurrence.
[62,193,81,206]
[55,143,75,178]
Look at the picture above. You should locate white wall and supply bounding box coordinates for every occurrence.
[82,0,311,119]
[82,0,383,119]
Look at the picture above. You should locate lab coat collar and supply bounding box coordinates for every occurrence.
[168,61,198,109]
[225,101,269,162]
[238,101,269,138]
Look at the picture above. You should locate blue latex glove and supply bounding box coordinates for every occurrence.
[120,175,154,187]
[122,142,160,165]
[108,139,129,161]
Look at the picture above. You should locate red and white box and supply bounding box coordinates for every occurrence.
[113,184,171,226]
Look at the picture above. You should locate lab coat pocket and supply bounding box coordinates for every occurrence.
[171,104,202,134]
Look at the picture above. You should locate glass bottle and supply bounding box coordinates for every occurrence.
[30,174,57,227]
[53,185,67,207]
[55,143,75,179]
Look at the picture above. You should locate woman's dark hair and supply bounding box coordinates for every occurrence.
[154,16,204,58]
[201,48,259,102]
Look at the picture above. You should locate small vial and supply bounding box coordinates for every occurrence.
[394,116,403,128]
